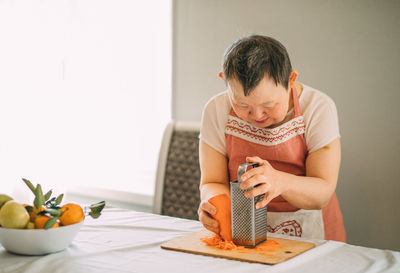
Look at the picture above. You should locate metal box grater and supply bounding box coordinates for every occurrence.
[230,163,267,247]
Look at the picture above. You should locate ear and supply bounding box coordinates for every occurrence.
[218,72,225,80]
[289,69,298,88]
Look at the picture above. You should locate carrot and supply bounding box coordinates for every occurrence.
[208,194,232,241]
[201,234,240,250]
[256,239,282,248]
[265,240,283,247]
[255,239,283,253]
[202,194,286,256]
[259,252,276,257]
[200,235,221,246]
[256,246,278,252]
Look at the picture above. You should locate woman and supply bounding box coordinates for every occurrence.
[198,35,346,242]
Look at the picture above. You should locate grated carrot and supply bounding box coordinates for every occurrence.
[201,234,240,250]
[255,246,278,252]
[259,252,276,257]
[200,235,284,256]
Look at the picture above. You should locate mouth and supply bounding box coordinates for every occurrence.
[254,117,269,124]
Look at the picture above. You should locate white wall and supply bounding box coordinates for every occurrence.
[0,1,171,203]
[172,0,400,251]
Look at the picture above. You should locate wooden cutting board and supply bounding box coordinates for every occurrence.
[161,229,315,265]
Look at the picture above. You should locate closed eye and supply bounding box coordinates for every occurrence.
[236,103,249,109]
[262,103,275,110]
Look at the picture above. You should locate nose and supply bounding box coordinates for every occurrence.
[250,107,265,120]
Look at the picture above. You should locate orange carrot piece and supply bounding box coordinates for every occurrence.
[259,252,276,257]
[200,235,221,246]
[208,194,232,241]
[255,239,283,253]
[201,234,242,251]
[256,246,278,252]
[264,240,283,247]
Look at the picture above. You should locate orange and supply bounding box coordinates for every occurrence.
[58,203,84,226]
[34,215,59,229]
[23,204,45,222]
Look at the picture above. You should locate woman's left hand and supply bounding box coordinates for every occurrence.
[240,156,285,209]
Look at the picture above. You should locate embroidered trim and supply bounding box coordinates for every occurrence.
[225,115,305,146]
[268,220,303,237]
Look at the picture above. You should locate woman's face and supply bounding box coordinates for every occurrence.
[227,76,291,128]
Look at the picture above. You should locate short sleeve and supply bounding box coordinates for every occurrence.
[303,89,341,153]
[199,92,230,156]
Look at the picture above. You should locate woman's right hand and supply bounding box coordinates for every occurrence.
[197,199,219,234]
[198,140,230,235]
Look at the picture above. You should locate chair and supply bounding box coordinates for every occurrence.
[153,121,201,220]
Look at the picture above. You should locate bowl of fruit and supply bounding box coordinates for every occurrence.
[0,179,105,255]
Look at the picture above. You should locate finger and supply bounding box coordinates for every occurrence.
[241,167,263,182]
[241,173,267,190]
[244,182,269,198]
[204,223,220,234]
[255,192,276,209]
[240,162,268,183]
[198,209,219,230]
[255,198,268,209]
[199,200,217,215]
[246,156,263,164]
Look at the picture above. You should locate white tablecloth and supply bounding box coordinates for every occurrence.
[0,208,399,273]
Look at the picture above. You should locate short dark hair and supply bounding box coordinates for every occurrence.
[222,35,292,95]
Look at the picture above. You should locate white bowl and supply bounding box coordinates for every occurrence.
[0,221,83,255]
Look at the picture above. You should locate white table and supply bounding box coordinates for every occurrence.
[0,208,399,273]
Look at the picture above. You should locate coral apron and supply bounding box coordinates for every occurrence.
[225,86,346,242]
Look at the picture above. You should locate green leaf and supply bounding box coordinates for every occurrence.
[89,211,101,219]
[24,205,33,212]
[55,194,64,205]
[45,197,56,207]
[44,190,52,201]
[88,201,105,219]
[34,184,44,210]
[89,201,106,213]
[44,217,58,230]
[44,208,62,216]
[22,178,36,194]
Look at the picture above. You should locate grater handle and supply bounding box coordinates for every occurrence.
[237,163,259,183]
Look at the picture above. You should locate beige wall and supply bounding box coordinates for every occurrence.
[172,0,400,251]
